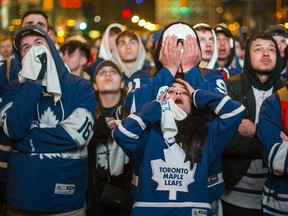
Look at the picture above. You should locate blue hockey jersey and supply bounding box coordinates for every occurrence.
[125,66,227,202]
[114,88,244,216]
[0,26,96,213]
[258,92,288,216]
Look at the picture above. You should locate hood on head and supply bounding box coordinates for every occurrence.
[193,23,218,69]
[243,33,283,91]
[98,23,124,60]
[161,23,197,46]
[152,28,164,45]
[154,21,200,73]
[112,31,146,78]
[13,25,67,78]
[14,25,45,53]
[214,24,235,68]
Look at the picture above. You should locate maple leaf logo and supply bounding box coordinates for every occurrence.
[151,144,196,200]
[39,107,59,128]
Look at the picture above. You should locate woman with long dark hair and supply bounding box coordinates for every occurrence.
[113,75,245,216]
[87,60,132,216]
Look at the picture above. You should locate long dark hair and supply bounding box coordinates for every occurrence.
[95,88,128,119]
[176,105,208,169]
[174,73,208,169]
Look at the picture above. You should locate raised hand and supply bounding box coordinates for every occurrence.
[181,35,201,73]
[175,78,195,96]
[159,35,182,76]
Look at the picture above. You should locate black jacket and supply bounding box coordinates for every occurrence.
[87,110,133,216]
[222,73,285,190]
[222,34,285,190]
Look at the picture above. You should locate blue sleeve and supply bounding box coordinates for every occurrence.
[193,89,245,162]
[203,69,227,94]
[125,67,174,113]
[1,80,43,140]
[125,69,150,89]
[1,80,96,153]
[184,67,224,94]
[258,94,288,175]
[114,100,161,162]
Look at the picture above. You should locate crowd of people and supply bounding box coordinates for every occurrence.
[0,8,287,216]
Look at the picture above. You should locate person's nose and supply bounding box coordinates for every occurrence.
[175,90,182,95]
[262,49,269,56]
[125,43,131,49]
[205,40,211,47]
[218,39,223,45]
[105,71,111,76]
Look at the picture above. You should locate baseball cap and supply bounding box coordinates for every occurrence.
[94,60,122,80]
[14,25,46,52]
[265,25,288,38]
[214,24,232,38]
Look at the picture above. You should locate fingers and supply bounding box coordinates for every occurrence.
[160,35,182,75]
[163,35,181,54]
[163,35,170,54]
[181,35,201,71]
[175,78,188,86]
[106,119,119,130]
[105,117,113,123]
[160,34,202,75]
[280,131,288,141]
[176,78,195,96]
[158,92,167,104]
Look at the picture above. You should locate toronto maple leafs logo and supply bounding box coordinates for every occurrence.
[29,106,61,159]
[38,107,59,128]
[151,144,196,200]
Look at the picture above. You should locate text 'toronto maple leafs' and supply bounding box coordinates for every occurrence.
[151,144,196,200]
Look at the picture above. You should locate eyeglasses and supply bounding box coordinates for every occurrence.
[97,69,119,76]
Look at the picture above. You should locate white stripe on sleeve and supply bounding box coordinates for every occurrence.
[269,141,288,175]
[215,96,230,115]
[118,123,139,139]
[220,105,245,119]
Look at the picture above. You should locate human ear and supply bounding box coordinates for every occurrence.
[93,82,98,91]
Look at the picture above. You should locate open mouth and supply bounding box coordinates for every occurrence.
[174,98,183,105]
